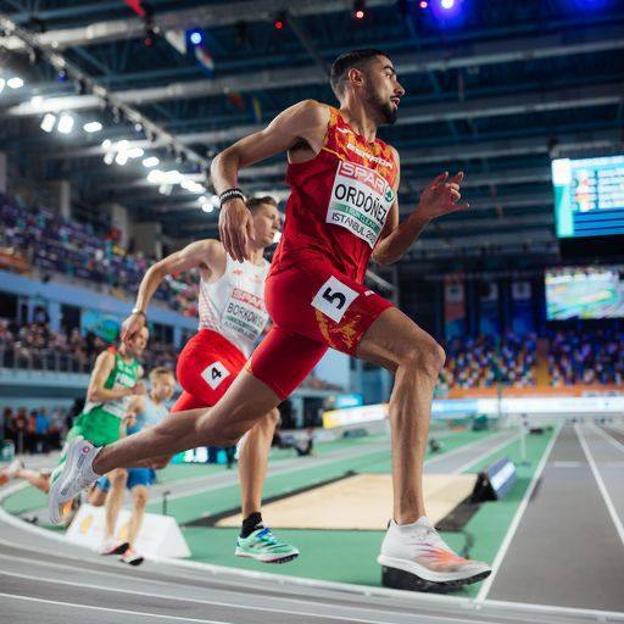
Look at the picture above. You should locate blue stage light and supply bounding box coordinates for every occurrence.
[189,30,203,46]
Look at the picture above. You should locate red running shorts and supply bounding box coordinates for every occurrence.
[171,329,247,412]
[249,262,393,400]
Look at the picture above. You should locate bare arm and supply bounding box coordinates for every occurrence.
[211,100,329,262]
[373,165,468,265]
[86,351,142,403]
[121,239,225,343]
[119,396,143,438]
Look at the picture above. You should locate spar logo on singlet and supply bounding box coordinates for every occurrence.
[326,160,395,248]
[222,288,269,343]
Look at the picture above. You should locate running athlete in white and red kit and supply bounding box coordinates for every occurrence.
[114,196,298,563]
[50,50,490,589]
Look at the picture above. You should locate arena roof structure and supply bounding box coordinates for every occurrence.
[0,0,622,270]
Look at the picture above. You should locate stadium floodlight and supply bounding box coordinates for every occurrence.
[127,147,144,159]
[103,151,115,165]
[83,121,103,133]
[115,152,128,166]
[57,113,74,134]
[181,178,205,194]
[441,0,455,8]
[7,77,24,89]
[158,183,173,196]
[0,79,5,94]
[40,113,57,133]
[142,156,159,168]
[30,95,44,105]
[101,139,112,150]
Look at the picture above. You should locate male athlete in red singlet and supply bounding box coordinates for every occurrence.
[51,49,491,589]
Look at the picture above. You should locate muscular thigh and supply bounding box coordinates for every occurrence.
[266,264,392,354]
[356,306,443,372]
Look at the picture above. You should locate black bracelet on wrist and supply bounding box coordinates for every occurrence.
[131,308,147,320]
[219,188,246,209]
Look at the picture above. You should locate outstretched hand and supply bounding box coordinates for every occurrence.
[417,171,469,221]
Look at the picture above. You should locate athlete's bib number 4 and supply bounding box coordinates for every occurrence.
[311,276,360,323]
[201,360,230,390]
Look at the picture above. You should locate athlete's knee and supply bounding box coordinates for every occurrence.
[88,486,106,507]
[263,407,280,430]
[132,486,149,508]
[109,469,128,487]
[400,337,446,378]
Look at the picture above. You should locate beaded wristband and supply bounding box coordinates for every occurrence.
[219,188,246,208]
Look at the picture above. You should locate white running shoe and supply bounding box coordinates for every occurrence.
[48,437,101,525]
[120,547,144,566]
[99,539,129,556]
[378,517,491,589]
[0,458,23,486]
[5,458,24,479]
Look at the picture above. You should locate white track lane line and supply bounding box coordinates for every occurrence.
[575,424,624,548]
[157,431,507,504]
[453,433,519,474]
[0,569,479,624]
[0,592,232,624]
[474,425,561,604]
[591,423,624,454]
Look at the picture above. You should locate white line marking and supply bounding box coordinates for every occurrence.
[552,461,582,468]
[454,433,519,474]
[425,432,513,470]
[154,431,505,504]
[575,424,624,547]
[0,568,477,624]
[152,442,393,504]
[2,465,621,619]
[0,592,232,624]
[474,425,561,604]
[590,423,624,454]
[483,597,624,620]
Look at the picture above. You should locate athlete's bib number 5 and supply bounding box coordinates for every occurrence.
[201,360,231,390]
[311,276,360,323]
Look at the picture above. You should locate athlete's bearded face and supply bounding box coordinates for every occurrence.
[252,203,281,247]
[362,57,405,125]
[125,326,149,359]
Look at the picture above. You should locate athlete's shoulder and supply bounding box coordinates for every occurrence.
[287,99,331,124]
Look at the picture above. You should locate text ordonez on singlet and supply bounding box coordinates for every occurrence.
[222,288,269,343]
[326,161,395,248]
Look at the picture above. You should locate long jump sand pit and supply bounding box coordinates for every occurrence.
[216,473,477,530]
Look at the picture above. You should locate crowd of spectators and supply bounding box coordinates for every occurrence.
[548,329,624,386]
[0,317,340,390]
[0,192,199,316]
[439,333,538,390]
[1,406,69,454]
[0,318,178,373]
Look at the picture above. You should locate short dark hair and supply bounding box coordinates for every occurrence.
[330,49,390,98]
[246,195,278,213]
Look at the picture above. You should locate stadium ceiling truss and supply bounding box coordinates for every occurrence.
[0,0,622,263]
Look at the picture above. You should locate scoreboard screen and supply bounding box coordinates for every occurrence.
[545,266,624,320]
[552,155,624,239]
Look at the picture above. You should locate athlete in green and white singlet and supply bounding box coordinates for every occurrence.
[67,328,149,448]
